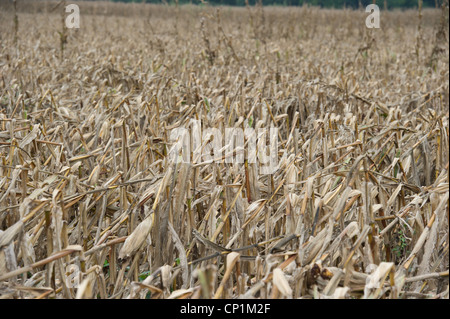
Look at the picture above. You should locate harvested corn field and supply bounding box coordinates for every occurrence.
[0,0,449,300]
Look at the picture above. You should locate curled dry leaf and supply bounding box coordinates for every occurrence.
[118,215,154,259]
[168,288,195,299]
[273,268,292,298]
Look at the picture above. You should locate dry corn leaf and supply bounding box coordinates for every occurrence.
[119,215,154,259]
[273,268,292,298]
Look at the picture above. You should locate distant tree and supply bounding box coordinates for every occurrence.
[111,0,442,8]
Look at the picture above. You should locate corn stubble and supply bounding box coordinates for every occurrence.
[0,1,448,299]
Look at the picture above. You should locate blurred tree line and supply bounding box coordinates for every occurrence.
[111,0,442,9]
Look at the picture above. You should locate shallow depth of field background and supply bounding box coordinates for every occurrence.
[0,1,448,299]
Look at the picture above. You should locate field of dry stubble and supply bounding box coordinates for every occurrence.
[0,1,449,299]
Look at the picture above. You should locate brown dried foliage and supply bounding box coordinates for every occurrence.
[0,1,448,299]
